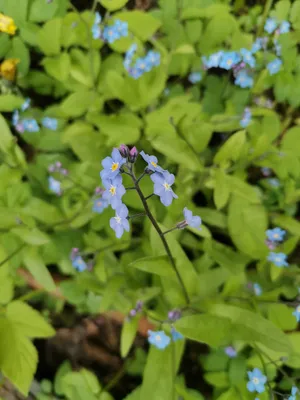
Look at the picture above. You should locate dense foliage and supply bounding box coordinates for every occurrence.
[1,0,300,399]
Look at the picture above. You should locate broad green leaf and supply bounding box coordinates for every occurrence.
[9,37,30,76]
[0,95,24,112]
[225,175,260,203]
[61,369,101,400]
[228,356,247,385]
[100,0,128,11]
[0,264,13,304]
[23,247,56,292]
[214,131,246,164]
[173,44,195,55]
[60,90,95,117]
[99,275,125,312]
[0,115,14,153]
[267,304,297,331]
[29,0,61,22]
[37,18,62,55]
[42,52,70,81]
[214,169,230,210]
[1,0,28,22]
[12,226,50,245]
[210,304,291,352]
[286,333,300,368]
[272,214,300,236]
[175,314,232,347]
[281,126,300,157]
[0,320,38,396]
[121,317,138,357]
[204,371,229,388]
[115,11,161,41]
[6,301,55,338]
[129,255,176,277]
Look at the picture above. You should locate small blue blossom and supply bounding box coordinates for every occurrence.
[202,51,223,68]
[267,58,282,75]
[264,18,278,34]
[92,24,101,40]
[292,306,300,323]
[183,207,202,229]
[42,117,58,131]
[94,11,101,25]
[279,20,290,34]
[100,148,126,181]
[103,19,128,43]
[188,72,202,84]
[148,330,170,350]
[129,66,143,79]
[150,171,178,207]
[219,52,241,70]
[247,368,267,394]
[235,70,254,88]
[21,98,31,111]
[23,118,39,132]
[93,197,108,213]
[288,386,298,400]
[253,283,262,296]
[12,110,19,126]
[171,328,184,342]
[145,50,161,68]
[140,151,164,172]
[266,227,286,242]
[251,38,263,53]
[268,178,280,187]
[225,346,237,358]
[110,204,130,238]
[135,56,152,73]
[102,175,126,210]
[240,108,252,128]
[72,255,87,272]
[48,177,61,195]
[240,48,256,68]
[114,19,128,36]
[267,252,289,267]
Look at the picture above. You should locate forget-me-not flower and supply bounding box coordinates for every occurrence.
[72,255,87,272]
[23,118,39,132]
[140,151,164,172]
[110,204,130,238]
[101,148,126,181]
[235,70,254,88]
[188,72,202,84]
[148,330,170,350]
[240,108,252,128]
[93,198,108,214]
[103,19,128,43]
[183,207,202,229]
[92,12,102,39]
[247,368,267,393]
[293,306,300,323]
[202,51,223,69]
[251,38,263,53]
[267,58,282,75]
[124,43,137,70]
[225,346,237,358]
[21,98,31,111]
[12,110,19,126]
[151,171,178,207]
[48,177,61,195]
[266,227,286,242]
[279,20,290,34]
[145,50,161,68]
[219,52,241,70]
[240,48,256,68]
[267,252,289,267]
[42,117,58,130]
[171,328,184,342]
[288,386,298,400]
[264,18,277,34]
[102,175,126,210]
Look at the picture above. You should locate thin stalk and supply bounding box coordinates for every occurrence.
[136,171,147,184]
[129,168,190,304]
[254,343,274,400]
[163,227,178,235]
[171,341,177,400]
[103,364,127,391]
[145,193,155,200]
[128,212,146,219]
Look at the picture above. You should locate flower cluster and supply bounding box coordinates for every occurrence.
[0,13,17,35]
[48,177,62,196]
[147,328,183,350]
[247,368,267,394]
[128,300,143,319]
[124,44,161,79]
[48,161,68,175]
[92,12,102,39]
[264,18,290,35]
[103,19,128,43]
[265,227,288,267]
[70,248,88,272]
[240,107,252,128]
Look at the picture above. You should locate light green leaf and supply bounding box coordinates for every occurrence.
[6,301,55,338]
[99,276,125,312]
[272,214,300,236]
[29,0,62,22]
[37,18,62,55]
[129,255,176,277]
[23,247,56,292]
[0,95,24,112]
[0,115,14,153]
[100,0,128,11]
[60,90,95,117]
[42,52,70,81]
[121,317,138,357]
[9,37,30,76]
[214,169,230,210]
[0,265,13,304]
[12,226,50,245]
[268,304,297,331]
[1,0,29,22]
[214,130,246,164]
[115,11,161,41]
[173,44,195,55]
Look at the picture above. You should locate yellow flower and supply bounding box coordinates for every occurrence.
[0,13,17,35]
[0,59,20,81]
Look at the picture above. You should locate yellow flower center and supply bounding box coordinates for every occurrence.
[151,161,157,167]
[163,182,171,191]
[274,233,279,238]
[227,59,232,65]
[115,215,121,224]
[155,335,161,341]
[109,185,116,196]
[252,377,259,385]
[111,162,119,172]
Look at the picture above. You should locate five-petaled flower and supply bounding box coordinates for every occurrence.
[267,58,282,75]
[247,368,267,393]
[235,70,254,88]
[279,20,290,34]
[188,72,202,84]
[151,171,178,207]
[23,118,40,132]
[266,227,286,242]
[110,204,130,238]
[148,330,170,350]
[183,208,202,229]
[253,283,262,296]
[267,252,289,267]
[240,108,252,128]
[42,117,58,131]
[219,52,241,70]
[102,175,126,210]
[101,148,126,181]
[264,18,277,34]
[48,177,62,195]
[293,306,300,323]
[93,198,108,214]
[140,151,164,172]
[225,346,237,358]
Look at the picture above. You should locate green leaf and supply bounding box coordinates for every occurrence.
[60,90,95,117]
[6,301,55,338]
[0,115,14,153]
[23,247,56,292]
[29,0,62,22]
[37,18,62,55]
[210,304,291,352]
[0,95,24,112]
[121,317,138,358]
[9,37,30,77]
[228,356,247,385]
[0,264,13,304]
[12,226,50,245]
[129,255,176,277]
[225,175,260,204]
[204,371,229,388]
[173,44,195,55]
[42,52,70,81]
[281,126,300,157]
[1,0,29,22]
[99,276,125,312]
[175,314,232,347]
[272,214,300,236]
[267,304,297,331]
[0,319,38,396]
[100,0,128,11]
[115,11,161,41]
[214,169,230,210]
[214,131,246,164]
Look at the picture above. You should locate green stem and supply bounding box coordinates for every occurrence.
[254,344,274,400]
[258,0,273,36]
[103,364,127,391]
[163,226,178,235]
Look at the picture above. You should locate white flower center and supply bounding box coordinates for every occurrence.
[252,377,260,385]
[163,182,171,191]
[155,335,161,341]
[114,215,121,224]
[275,257,281,263]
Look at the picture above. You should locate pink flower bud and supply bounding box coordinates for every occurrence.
[119,144,129,158]
[129,146,138,163]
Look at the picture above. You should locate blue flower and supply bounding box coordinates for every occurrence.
[240,108,252,128]
[264,18,278,34]
[266,227,286,242]
[240,48,256,68]
[110,204,130,238]
[224,346,237,358]
[148,330,170,350]
[171,328,184,342]
[72,255,87,272]
[253,283,262,296]
[23,118,39,132]
[100,148,126,181]
[202,51,223,68]
[251,38,263,53]
[144,50,161,68]
[267,58,282,75]
[235,70,254,88]
[102,175,126,210]
[20,98,31,111]
[150,171,178,207]
[188,72,202,84]
[48,177,61,195]
[219,52,241,70]
[288,386,298,400]
[124,43,137,70]
[247,368,267,393]
[114,19,128,37]
[12,110,19,126]
[129,66,143,79]
[136,56,152,73]
[92,24,101,39]
[103,20,128,43]
[42,117,58,130]
[292,306,300,323]
[183,207,202,229]
[279,20,290,34]
[93,198,108,213]
[267,252,289,267]
[140,151,164,172]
